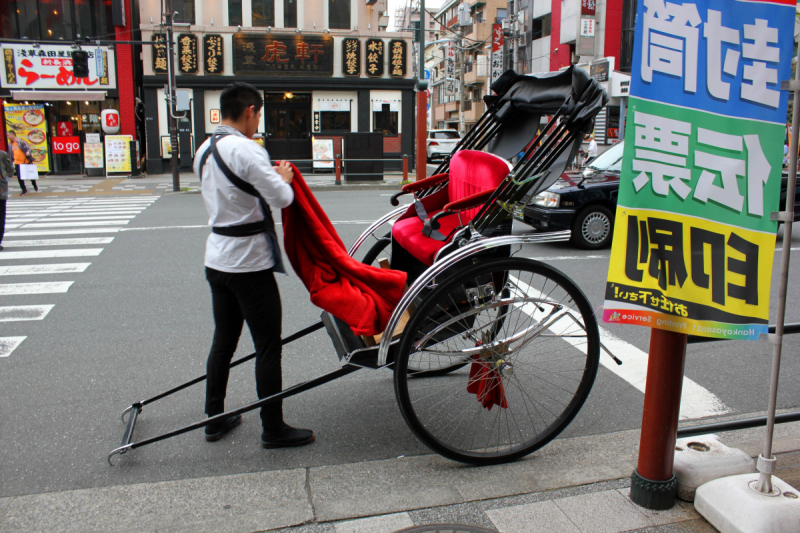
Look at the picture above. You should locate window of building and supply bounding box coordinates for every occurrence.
[284,0,297,27]
[495,8,507,24]
[373,104,398,135]
[228,0,243,26]
[3,0,113,40]
[619,0,638,73]
[531,13,550,40]
[172,0,195,24]
[253,0,275,26]
[320,111,351,132]
[475,11,484,23]
[329,0,351,29]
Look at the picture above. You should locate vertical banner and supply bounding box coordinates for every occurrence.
[365,39,384,77]
[491,24,504,85]
[446,41,457,95]
[342,38,360,77]
[603,0,795,340]
[203,34,224,74]
[5,104,49,172]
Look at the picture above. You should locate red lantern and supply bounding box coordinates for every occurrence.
[101,109,120,134]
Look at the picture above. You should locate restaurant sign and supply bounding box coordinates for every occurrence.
[177,34,199,74]
[1,44,115,89]
[203,34,224,75]
[153,34,168,74]
[389,40,406,78]
[365,39,385,77]
[342,38,360,77]
[232,34,333,76]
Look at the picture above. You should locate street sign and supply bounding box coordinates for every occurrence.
[424,69,430,80]
[602,0,795,341]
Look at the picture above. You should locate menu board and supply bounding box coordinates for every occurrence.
[4,104,50,172]
[312,137,334,169]
[84,143,104,168]
[104,135,132,173]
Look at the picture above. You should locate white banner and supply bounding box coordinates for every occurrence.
[1,44,116,90]
[319,100,351,112]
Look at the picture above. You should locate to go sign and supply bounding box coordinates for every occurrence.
[53,137,81,154]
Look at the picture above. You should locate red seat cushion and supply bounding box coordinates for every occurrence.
[392,150,511,266]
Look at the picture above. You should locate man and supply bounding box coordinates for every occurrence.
[7,131,38,195]
[0,146,13,251]
[584,134,598,167]
[193,82,314,448]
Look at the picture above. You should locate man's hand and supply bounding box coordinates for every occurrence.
[274,160,294,184]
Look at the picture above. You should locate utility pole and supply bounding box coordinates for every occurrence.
[416,0,427,182]
[164,0,180,192]
[459,35,466,136]
[503,0,513,71]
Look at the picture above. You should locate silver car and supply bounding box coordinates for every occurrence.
[426,130,461,163]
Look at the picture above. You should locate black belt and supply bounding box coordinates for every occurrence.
[211,221,265,237]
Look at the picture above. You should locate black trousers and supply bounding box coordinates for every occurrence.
[15,164,38,193]
[0,198,5,245]
[205,266,284,430]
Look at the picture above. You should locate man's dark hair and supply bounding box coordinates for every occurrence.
[6,130,16,137]
[220,82,263,121]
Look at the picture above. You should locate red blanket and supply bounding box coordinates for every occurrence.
[281,166,407,336]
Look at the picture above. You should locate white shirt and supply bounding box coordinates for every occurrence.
[588,139,598,158]
[194,125,294,273]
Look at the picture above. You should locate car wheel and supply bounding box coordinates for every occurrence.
[571,205,614,249]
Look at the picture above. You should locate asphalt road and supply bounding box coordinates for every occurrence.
[1,188,799,499]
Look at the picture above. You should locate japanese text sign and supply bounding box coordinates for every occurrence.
[491,25,504,85]
[153,34,168,74]
[203,34,224,75]
[232,34,333,76]
[366,39,385,77]
[389,40,407,78]
[342,38,360,77]
[1,44,115,89]
[178,34,198,74]
[603,0,795,340]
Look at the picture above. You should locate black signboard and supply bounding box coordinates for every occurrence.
[203,34,224,74]
[590,59,609,82]
[313,111,320,132]
[177,33,198,74]
[342,38,360,77]
[388,39,406,78]
[153,34,168,74]
[365,38,384,77]
[233,34,333,76]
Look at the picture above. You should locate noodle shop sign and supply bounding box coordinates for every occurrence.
[0,43,116,89]
[232,34,333,76]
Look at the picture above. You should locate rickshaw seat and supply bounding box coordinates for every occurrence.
[392,150,511,266]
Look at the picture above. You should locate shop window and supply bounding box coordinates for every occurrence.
[3,0,113,40]
[284,0,297,28]
[228,0,243,26]
[373,105,398,136]
[253,0,275,27]
[172,0,196,24]
[320,111,350,132]
[329,0,350,30]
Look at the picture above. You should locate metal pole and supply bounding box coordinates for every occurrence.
[165,2,180,192]
[754,41,800,494]
[459,35,466,136]
[416,0,428,183]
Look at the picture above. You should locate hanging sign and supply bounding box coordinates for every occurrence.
[4,104,49,172]
[101,109,120,134]
[603,0,795,341]
[203,34,224,74]
[342,38,360,77]
[52,136,81,154]
[0,44,115,89]
[389,40,406,78]
[232,34,333,76]
[491,24,504,85]
[581,0,596,16]
[152,34,168,74]
[313,111,320,132]
[177,34,198,74]
[57,121,73,137]
[365,39,384,77]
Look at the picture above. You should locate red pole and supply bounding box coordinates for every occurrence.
[630,328,687,510]
[402,154,408,182]
[416,90,427,182]
[335,155,342,185]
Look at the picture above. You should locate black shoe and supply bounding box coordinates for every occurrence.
[204,414,242,442]
[0,245,3,251]
[260,424,315,448]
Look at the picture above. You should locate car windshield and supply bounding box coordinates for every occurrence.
[431,131,460,139]
[588,141,624,172]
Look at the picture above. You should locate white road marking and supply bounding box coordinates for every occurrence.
[1,238,114,247]
[512,276,731,420]
[55,210,144,214]
[0,305,54,322]
[0,337,25,357]
[0,282,74,295]
[32,216,136,222]
[0,249,103,260]
[4,228,121,237]
[19,221,130,228]
[0,263,91,276]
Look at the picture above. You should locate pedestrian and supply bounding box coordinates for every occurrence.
[0,146,13,251]
[784,141,789,167]
[583,134,598,167]
[193,82,314,448]
[6,131,38,195]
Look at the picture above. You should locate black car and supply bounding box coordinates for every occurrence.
[514,141,800,249]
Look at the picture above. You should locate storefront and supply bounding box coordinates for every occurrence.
[142,31,416,175]
[0,42,122,176]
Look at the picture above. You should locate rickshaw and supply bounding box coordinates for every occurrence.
[110,67,610,466]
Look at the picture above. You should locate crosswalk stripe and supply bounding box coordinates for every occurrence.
[18,221,130,228]
[0,263,91,275]
[0,249,103,260]
[0,337,25,358]
[0,282,74,295]
[4,228,121,237]
[0,305,54,322]
[1,238,114,247]
[30,216,137,222]
[52,210,144,214]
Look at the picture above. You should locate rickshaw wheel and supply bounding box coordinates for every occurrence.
[394,257,600,465]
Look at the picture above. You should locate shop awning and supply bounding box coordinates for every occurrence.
[11,90,107,101]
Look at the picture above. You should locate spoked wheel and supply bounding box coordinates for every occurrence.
[394,257,600,465]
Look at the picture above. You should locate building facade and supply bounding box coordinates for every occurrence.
[138,0,417,174]
[0,0,142,176]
